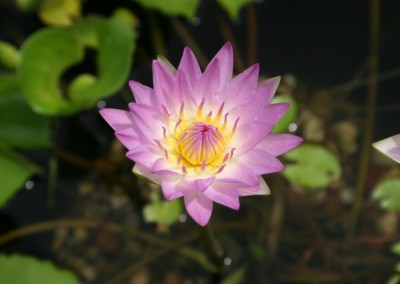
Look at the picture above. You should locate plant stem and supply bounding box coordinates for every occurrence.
[246,3,257,66]
[347,0,380,241]
[47,152,58,208]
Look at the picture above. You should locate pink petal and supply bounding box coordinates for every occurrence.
[152,60,176,108]
[203,182,240,210]
[373,134,400,163]
[229,77,282,125]
[99,108,133,131]
[151,158,180,175]
[115,127,142,149]
[129,103,165,141]
[129,80,152,105]
[133,164,162,184]
[232,121,274,156]
[161,175,185,200]
[239,148,284,175]
[178,47,201,87]
[259,76,281,104]
[173,69,196,113]
[194,58,220,106]
[257,134,303,157]
[256,102,290,124]
[221,64,259,110]
[183,176,216,192]
[208,42,233,90]
[126,145,160,169]
[217,162,260,186]
[184,191,213,226]
[238,177,270,196]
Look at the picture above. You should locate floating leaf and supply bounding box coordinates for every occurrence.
[0,41,19,70]
[387,274,400,284]
[217,0,252,20]
[72,16,103,48]
[143,190,182,227]
[133,0,200,20]
[19,17,135,116]
[39,0,81,27]
[0,254,80,284]
[69,18,135,104]
[282,144,341,189]
[19,28,86,115]
[372,178,400,211]
[0,75,51,149]
[112,8,139,30]
[0,146,40,207]
[272,94,298,134]
[391,241,400,255]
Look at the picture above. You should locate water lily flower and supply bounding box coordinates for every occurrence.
[373,134,400,163]
[100,42,302,226]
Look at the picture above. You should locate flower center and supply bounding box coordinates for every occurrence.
[178,122,225,166]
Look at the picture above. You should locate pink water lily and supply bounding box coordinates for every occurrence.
[373,134,400,163]
[100,42,302,226]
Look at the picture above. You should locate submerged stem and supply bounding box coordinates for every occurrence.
[347,0,380,241]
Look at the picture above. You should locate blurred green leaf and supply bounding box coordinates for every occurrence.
[0,41,19,70]
[133,0,200,20]
[0,146,40,207]
[387,274,400,284]
[372,178,400,211]
[39,0,81,27]
[19,28,86,115]
[282,144,341,189]
[69,18,135,104]
[112,8,139,30]
[221,267,246,284]
[217,0,252,20]
[0,75,51,149]
[143,190,182,227]
[0,254,80,284]
[72,16,103,48]
[272,94,298,134]
[15,0,39,11]
[392,241,400,256]
[19,17,135,116]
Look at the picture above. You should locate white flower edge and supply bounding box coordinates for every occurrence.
[373,134,400,163]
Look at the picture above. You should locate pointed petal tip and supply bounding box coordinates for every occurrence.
[221,41,233,52]
[184,192,213,226]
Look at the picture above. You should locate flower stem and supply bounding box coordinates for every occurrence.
[347,0,380,241]
[201,223,225,272]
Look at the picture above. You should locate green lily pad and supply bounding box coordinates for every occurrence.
[143,190,182,228]
[69,18,135,104]
[19,17,135,116]
[19,28,86,115]
[39,0,81,27]
[217,0,252,20]
[272,94,299,134]
[133,0,200,21]
[282,144,341,189]
[0,146,40,208]
[0,254,80,284]
[0,75,51,149]
[391,240,400,255]
[372,178,400,211]
[0,41,19,70]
